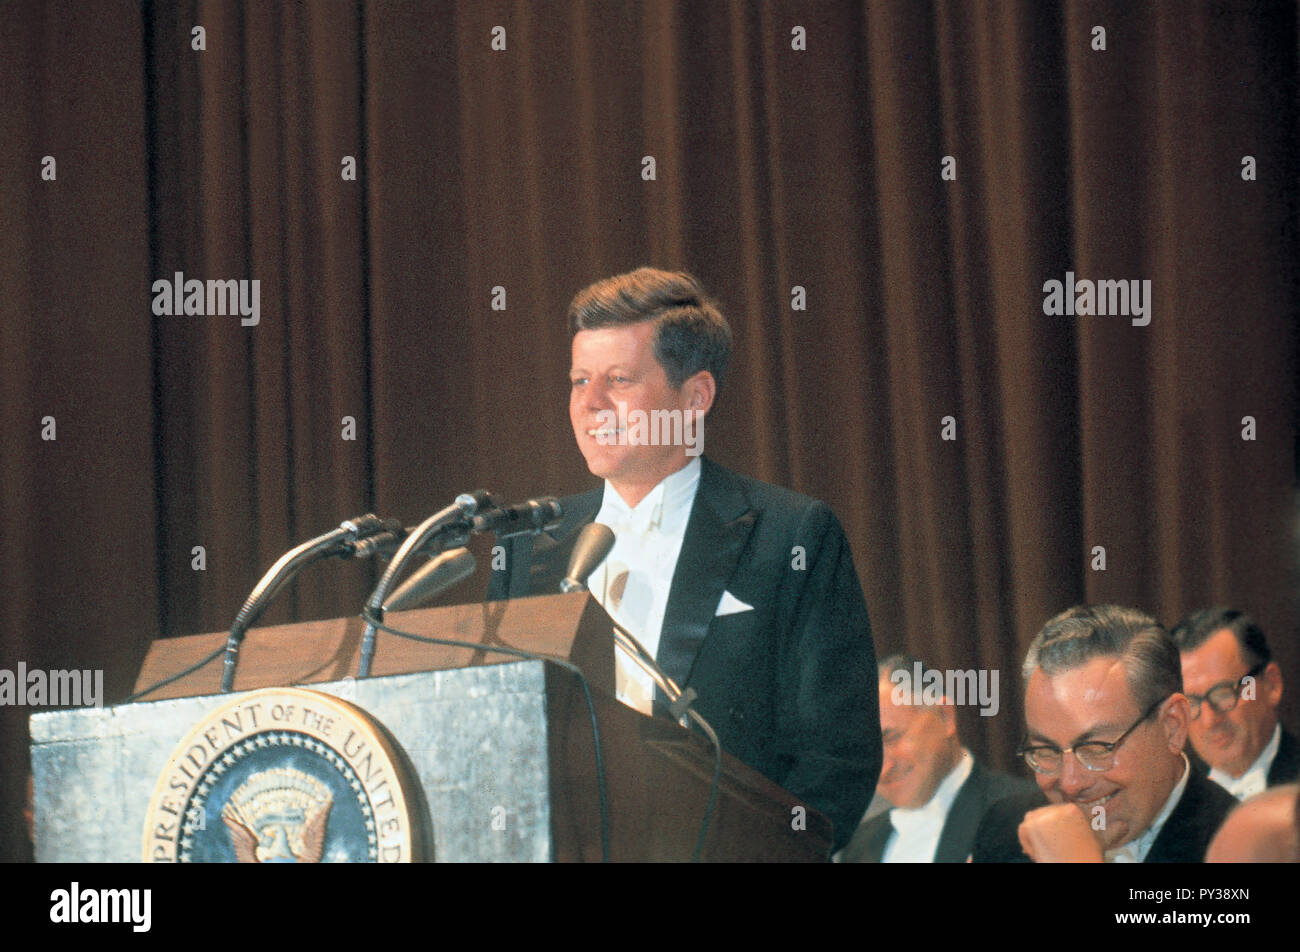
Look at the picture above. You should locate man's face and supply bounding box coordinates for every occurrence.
[569,323,697,501]
[877,678,960,809]
[1181,628,1282,778]
[1024,657,1187,851]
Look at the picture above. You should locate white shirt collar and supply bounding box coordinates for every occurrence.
[1209,723,1281,801]
[887,750,973,842]
[1105,753,1189,863]
[597,457,701,535]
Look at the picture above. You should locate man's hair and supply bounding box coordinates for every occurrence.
[1169,606,1272,668]
[1022,604,1182,712]
[567,267,733,390]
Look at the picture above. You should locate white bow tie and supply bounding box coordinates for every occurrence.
[604,502,663,537]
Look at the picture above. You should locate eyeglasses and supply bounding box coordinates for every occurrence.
[1186,661,1266,720]
[1017,696,1169,775]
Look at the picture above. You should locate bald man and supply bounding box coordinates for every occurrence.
[838,654,1037,862]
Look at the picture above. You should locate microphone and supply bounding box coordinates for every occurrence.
[353,497,562,560]
[335,513,393,545]
[382,548,477,613]
[220,512,401,693]
[559,522,697,719]
[340,525,408,560]
[359,490,492,678]
[560,522,615,593]
[472,497,564,539]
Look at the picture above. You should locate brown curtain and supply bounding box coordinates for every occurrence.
[1,0,1295,861]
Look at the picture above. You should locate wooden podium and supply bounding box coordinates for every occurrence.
[30,593,832,862]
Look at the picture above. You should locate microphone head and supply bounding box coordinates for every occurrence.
[470,496,565,537]
[382,547,477,613]
[342,527,406,560]
[457,490,494,514]
[560,523,615,593]
[533,497,564,530]
[339,513,388,536]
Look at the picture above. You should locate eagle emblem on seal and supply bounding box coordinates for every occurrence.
[220,767,333,863]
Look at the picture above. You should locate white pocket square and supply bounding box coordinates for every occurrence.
[715,590,754,616]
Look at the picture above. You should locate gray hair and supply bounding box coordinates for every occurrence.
[1022,604,1181,711]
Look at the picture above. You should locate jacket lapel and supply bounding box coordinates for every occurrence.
[656,458,756,705]
[934,761,986,862]
[1145,769,1232,863]
[1268,728,1300,785]
[860,814,893,863]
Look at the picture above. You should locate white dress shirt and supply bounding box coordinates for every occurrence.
[881,749,974,863]
[1209,723,1281,801]
[1105,754,1190,863]
[588,458,701,715]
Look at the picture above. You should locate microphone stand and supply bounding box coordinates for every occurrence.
[220,514,393,693]
[357,492,487,679]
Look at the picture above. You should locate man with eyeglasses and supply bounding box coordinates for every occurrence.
[1171,607,1297,801]
[972,605,1236,862]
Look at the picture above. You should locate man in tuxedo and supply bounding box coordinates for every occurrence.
[973,604,1235,862]
[1171,607,1298,799]
[837,654,1038,862]
[486,267,880,851]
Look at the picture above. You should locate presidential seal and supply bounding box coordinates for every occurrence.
[143,687,428,862]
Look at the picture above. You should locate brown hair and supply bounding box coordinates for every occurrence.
[567,267,732,390]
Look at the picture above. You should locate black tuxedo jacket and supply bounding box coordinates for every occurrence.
[1186,726,1299,789]
[1268,728,1300,785]
[485,456,881,851]
[971,766,1236,862]
[838,760,1039,863]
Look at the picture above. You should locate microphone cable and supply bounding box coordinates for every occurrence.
[123,645,225,704]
